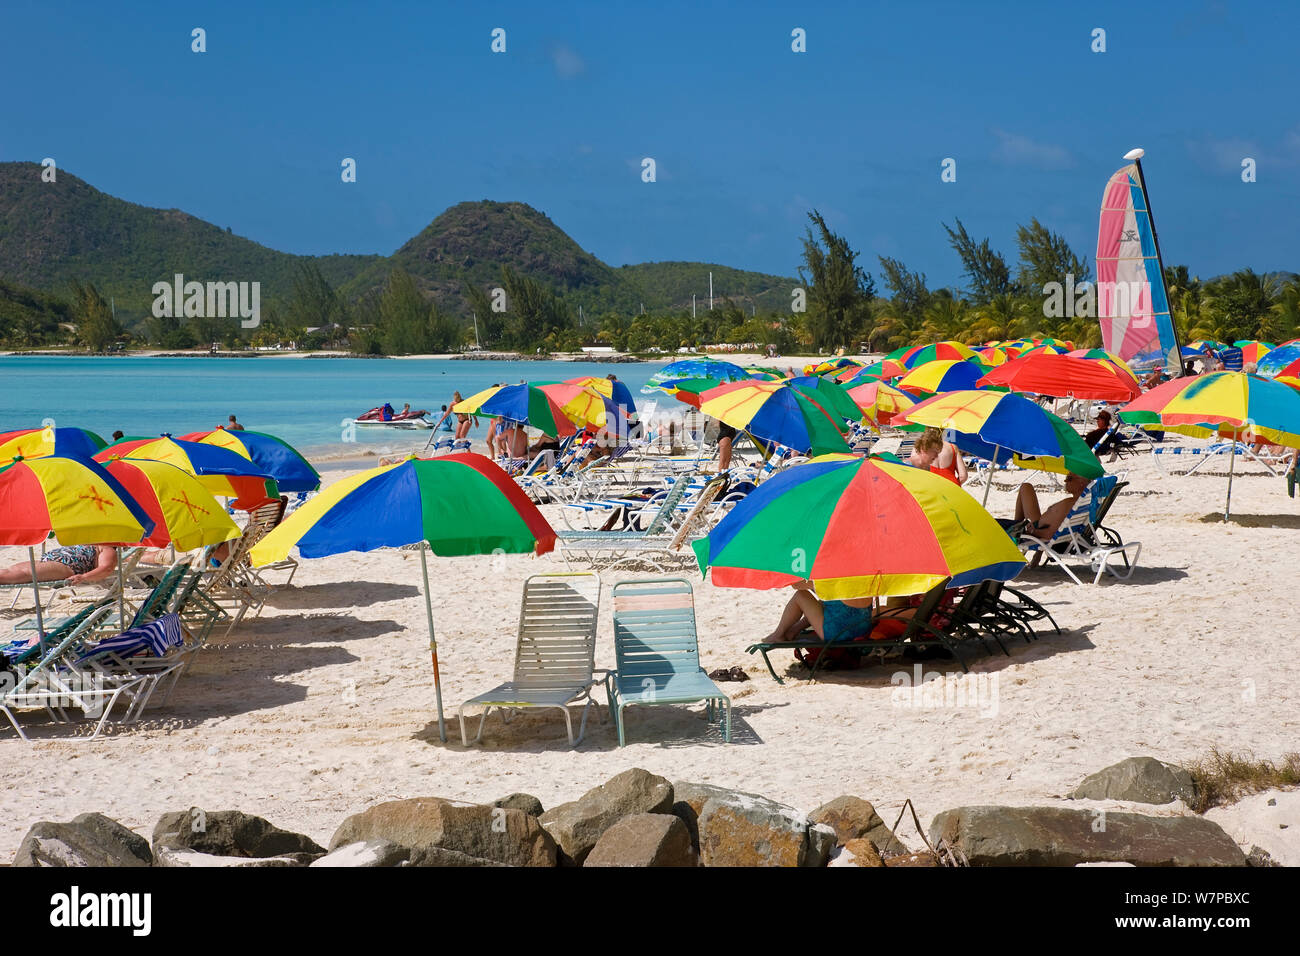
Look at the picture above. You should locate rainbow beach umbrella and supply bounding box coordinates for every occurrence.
[978,353,1141,401]
[900,341,978,368]
[1119,371,1300,518]
[644,357,750,393]
[453,384,577,439]
[96,436,279,510]
[563,376,638,419]
[896,359,992,397]
[249,453,557,741]
[697,381,850,456]
[900,390,1104,504]
[535,382,622,431]
[0,427,106,460]
[0,454,155,644]
[694,456,1025,599]
[845,380,916,430]
[783,376,864,425]
[178,427,320,493]
[100,457,240,552]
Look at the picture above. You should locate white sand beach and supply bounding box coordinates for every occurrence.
[1,447,1297,861]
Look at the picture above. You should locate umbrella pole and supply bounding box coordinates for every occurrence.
[419,545,446,742]
[29,547,46,653]
[982,444,1000,507]
[1225,441,1237,521]
[116,546,125,626]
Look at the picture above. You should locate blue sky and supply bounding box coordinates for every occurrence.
[3,0,1297,291]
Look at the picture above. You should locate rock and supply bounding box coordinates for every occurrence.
[492,793,544,817]
[407,846,508,867]
[14,815,152,867]
[584,814,698,867]
[883,850,939,866]
[330,797,555,866]
[671,781,751,849]
[930,806,1248,867]
[152,809,325,860]
[1246,845,1280,867]
[154,846,306,867]
[829,838,884,867]
[807,795,900,853]
[806,823,836,867]
[309,840,410,868]
[696,792,819,867]
[539,769,674,865]
[1070,757,1198,805]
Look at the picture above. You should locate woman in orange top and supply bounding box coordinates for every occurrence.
[911,428,967,486]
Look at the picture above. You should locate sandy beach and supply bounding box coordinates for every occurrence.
[1,441,1297,861]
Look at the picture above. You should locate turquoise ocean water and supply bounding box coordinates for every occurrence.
[0,356,669,460]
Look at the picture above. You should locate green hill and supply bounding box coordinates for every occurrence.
[0,161,795,326]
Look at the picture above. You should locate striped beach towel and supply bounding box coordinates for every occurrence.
[77,613,183,662]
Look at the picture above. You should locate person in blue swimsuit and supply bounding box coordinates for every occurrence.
[0,544,118,585]
[760,578,876,644]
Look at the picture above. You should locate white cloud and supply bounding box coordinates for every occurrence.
[991,129,1074,169]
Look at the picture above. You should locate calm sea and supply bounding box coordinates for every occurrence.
[0,356,671,460]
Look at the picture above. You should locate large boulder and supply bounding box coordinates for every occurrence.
[492,793,544,817]
[671,781,748,849]
[330,797,555,866]
[154,847,305,867]
[1070,757,1198,805]
[697,792,829,867]
[310,840,411,868]
[584,814,698,867]
[152,809,324,862]
[14,814,152,867]
[539,769,674,866]
[407,846,508,867]
[808,796,900,854]
[930,806,1247,867]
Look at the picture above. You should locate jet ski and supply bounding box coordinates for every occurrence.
[345,403,437,429]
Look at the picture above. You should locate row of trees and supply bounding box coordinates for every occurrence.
[6,219,1299,355]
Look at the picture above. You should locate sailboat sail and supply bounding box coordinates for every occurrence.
[1096,157,1181,372]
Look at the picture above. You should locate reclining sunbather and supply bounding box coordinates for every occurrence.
[0,544,117,585]
[760,579,875,644]
[1005,474,1089,542]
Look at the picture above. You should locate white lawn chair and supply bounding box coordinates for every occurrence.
[458,572,602,747]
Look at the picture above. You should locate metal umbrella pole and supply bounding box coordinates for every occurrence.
[116,546,126,626]
[419,544,446,742]
[1224,440,1237,521]
[27,547,45,653]
[981,444,1002,507]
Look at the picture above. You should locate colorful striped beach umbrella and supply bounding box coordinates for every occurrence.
[844,359,908,385]
[452,384,577,439]
[697,381,850,456]
[845,380,916,430]
[100,457,240,552]
[978,353,1141,401]
[0,426,106,461]
[1119,371,1300,518]
[177,427,320,493]
[900,390,1104,504]
[1237,342,1275,367]
[900,341,978,368]
[655,377,723,409]
[644,358,751,393]
[563,376,638,419]
[535,382,621,430]
[896,359,992,397]
[694,456,1026,599]
[743,366,787,381]
[249,453,557,741]
[783,376,864,424]
[0,454,155,643]
[975,347,1010,366]
[96,436,279,510]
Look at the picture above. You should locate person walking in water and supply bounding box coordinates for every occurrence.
[228,415,245,431]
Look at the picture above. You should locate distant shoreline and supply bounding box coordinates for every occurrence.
[0,348,836,364]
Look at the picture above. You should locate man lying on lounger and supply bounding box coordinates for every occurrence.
[1005,474,1090,542]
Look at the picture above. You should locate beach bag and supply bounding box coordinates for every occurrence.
[796,636,867,670]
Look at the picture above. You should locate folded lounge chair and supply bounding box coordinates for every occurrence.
[605,578,730,745]
[458,572,601,747]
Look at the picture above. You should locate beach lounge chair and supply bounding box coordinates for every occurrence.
[1018,476,1141,585]
[745,579,978,683]
[458,572,601,747]
[0,604,148,740]
[605,578,730,746]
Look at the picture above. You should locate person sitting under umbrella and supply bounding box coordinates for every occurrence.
[759,578,876,645]
[0,544,118,586]
[1005,474,1090,543]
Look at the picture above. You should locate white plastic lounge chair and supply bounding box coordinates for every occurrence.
[1018,477,1141,585]
[458,572,602,747]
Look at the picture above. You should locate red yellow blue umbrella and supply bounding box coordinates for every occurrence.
[96,436,279,510]
[250,453,557,741]
[978,353,1141,401]
[697,381,850,456]
[177,427,320,493]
